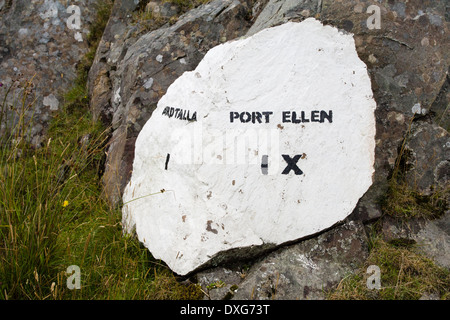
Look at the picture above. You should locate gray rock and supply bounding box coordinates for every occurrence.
[430,67,449,131]
[89,0,257,204]
[198,267,243,300]
[404,122,449,196]
[197,220,369,300]
[160,2,181,18]
[43,93,59,111]
[247,0,319,35]
[381,214,450,269]
[419,292,441,300]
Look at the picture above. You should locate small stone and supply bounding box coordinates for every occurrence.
[74,32,83,42]
[18,28,29,38]
[300,10,310,17]
[419,292,441,300]
[146,1,161,18]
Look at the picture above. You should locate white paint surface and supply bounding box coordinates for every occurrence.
[122,19,376,275]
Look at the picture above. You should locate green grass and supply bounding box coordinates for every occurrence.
[0,0,203,300]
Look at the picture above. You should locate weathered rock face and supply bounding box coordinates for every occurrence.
[381,214,450,270]
[198,220,369,300]
[0,0,447,300]
[404,122,449,196]
[0,0,99,144]
[122,18,376,276]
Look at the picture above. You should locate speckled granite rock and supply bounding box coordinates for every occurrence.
[0,0,99,145]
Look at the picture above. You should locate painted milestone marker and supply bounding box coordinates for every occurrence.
[122,19,376,276]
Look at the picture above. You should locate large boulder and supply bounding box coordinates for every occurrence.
[122,18,376,276]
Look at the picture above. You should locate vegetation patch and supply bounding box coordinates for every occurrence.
[328,238,450,300]
[381,181,448,220]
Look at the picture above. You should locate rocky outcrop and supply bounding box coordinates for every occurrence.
[1,0,447,301]
[381,214,450,270]
[89,0,449,208]
[404,122,449,197]
[88,0,448,298]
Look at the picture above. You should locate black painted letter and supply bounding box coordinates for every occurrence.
[281,154,303,175]
[261,155,268,175]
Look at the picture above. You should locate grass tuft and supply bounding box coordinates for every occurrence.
[381,181,448,220]
[328,238,450,300]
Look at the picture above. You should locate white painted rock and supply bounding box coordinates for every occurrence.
[122,18,376,276]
